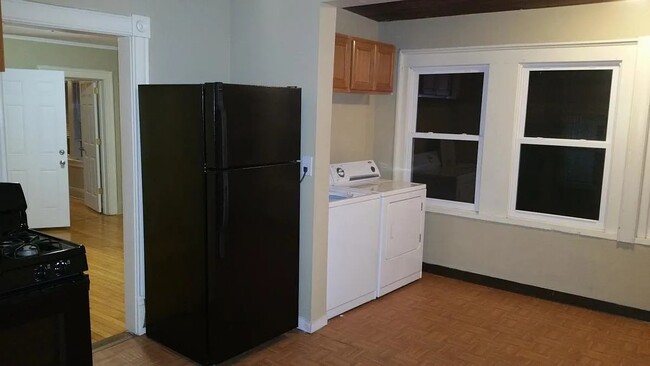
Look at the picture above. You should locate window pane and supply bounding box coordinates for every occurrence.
[516,144,605,220]
[411,138,478,204]
[416,73,484,135]
[525,70,612,140]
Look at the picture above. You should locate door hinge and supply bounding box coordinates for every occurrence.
[421,202,423,211]
[419,233,422,243]
[93,87,99,95]
[96,138,101,145]
[98,187,103,195]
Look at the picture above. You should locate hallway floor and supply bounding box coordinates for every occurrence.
[92,273,650,365]
[42,198,125,342]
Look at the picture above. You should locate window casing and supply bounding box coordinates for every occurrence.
[406,66,488,211]
[509,65,620,229]
[393,41,645,241]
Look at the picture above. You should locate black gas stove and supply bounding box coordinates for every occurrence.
[0,183,88,294]
[0,182,92,365]
[0,230,88,294]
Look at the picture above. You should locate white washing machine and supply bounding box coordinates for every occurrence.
[326,187,380,318]
[330,160,426,297]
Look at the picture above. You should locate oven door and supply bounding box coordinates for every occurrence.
[0,275,92,366]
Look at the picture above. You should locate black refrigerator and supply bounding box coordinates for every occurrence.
[138,83,301,365]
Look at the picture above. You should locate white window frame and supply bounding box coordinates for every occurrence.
[393,40,647,241]
[405,65,489,212]
[508,63,621,231]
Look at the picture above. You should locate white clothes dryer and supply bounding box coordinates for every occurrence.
[330,160,426,297]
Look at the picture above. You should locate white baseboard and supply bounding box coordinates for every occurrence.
[297,315,328,333]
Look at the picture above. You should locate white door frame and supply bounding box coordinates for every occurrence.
[38,66,120,216]
[0,0,151,335]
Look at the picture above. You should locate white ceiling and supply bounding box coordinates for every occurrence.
[2,23,118,47]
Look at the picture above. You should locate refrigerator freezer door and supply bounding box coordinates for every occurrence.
[206,162,300,364]
[204,83,301,170]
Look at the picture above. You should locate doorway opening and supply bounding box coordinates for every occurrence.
[66,79,104,211]
[1,29,126,343]
[1,0,151,337]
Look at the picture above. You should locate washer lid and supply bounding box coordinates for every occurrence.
[350,179,426,196]
[329,160,380,186]
[328,188,380,207]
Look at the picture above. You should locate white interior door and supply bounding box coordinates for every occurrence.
[1,69,70,228]
[79,81,102,213]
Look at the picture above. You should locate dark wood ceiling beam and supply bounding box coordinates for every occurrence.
[345,0,621,22]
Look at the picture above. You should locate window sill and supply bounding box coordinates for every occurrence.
[425,202,618,241]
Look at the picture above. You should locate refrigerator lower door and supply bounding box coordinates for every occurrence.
[206,162,300,364]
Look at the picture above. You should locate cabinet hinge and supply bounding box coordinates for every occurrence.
[98,187,103,195]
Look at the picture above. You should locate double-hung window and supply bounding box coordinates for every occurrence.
[409,67,487,209]
[511,65,618,227]
[396,41,644,240]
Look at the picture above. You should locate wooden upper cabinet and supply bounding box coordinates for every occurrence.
[332,33,395,94]
[350,38,375,92]
[373,43,396,92]
[333,34,351,92]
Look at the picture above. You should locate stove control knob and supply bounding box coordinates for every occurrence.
[54,260,68,277]
[34,265,47,281]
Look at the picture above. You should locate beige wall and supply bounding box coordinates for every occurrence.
[378,0,650,310]
[330,9,378,164]
[29,0,231,84]
[4,38,123,209]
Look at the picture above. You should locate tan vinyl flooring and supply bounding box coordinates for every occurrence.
[92,273,650,365]
[41,197,125,343]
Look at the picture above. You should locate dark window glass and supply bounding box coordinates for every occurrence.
[411,138,478,203]
[416,73,484,135]
[516,145,605,220]
[525,70,612,140]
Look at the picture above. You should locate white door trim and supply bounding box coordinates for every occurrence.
[37,66,121,216]
[1,0,151,335]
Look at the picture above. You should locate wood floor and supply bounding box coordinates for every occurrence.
[41,198,125,342]
[92,273,650,365]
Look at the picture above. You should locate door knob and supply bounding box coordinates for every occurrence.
[60,160,66,168]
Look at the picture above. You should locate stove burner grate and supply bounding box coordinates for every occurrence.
[0,234,66,259]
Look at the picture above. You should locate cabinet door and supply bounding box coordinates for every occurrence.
[373,43,395,93]
[333,34,351,92]
[350,38,375,92]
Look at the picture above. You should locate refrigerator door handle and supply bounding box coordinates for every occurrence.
[216,83,229,169]
[219,172,229,259]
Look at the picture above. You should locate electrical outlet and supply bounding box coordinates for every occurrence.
[301,155,314,177]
